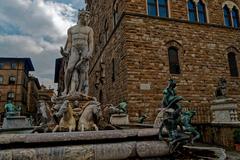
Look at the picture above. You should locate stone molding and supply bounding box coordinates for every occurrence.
[222,1,240,10]
[226,46,240,54]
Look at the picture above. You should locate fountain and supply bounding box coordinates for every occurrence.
[0,100,33,134]
[0,11,228,159]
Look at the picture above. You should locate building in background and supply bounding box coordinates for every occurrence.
[86,0,240,123]
[27,76,41,120]
[38,84,55,107]
[54,58,64,96]
[0,57,35,122]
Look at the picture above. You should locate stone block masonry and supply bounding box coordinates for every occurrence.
[87,0,240,123]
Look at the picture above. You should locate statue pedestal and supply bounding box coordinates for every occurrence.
[210,98,239,123]
[110,114,129,125]
[2,116,31,129]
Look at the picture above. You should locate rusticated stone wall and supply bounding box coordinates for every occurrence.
[88,0,240,123]
[88,0,128,105]
[123,14,240,123]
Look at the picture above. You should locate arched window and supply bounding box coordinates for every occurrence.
[197,0,207,23]
[158,0,168,17]
[224,5,232,27]
[188,0,197,22]
[147,0,157,16]
[228,52,239,77]
[168,47,180,74]
[0,76,3,84]
[232,6,239,28]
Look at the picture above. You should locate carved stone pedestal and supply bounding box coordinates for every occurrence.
[110,114,129,125]
[2,116,31,129]
[211,98,239,123]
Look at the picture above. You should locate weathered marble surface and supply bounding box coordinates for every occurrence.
[0,129,169,159]
[110,114,129,125]
[0,129,159,145]
[0,141,169,160]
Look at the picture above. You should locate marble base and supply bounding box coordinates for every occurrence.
[211,98,239,123]
[2,116,31,129]
[110,114,129,125]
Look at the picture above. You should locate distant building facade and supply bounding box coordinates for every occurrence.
[38,85,55,107]
[86,0,240,123]
[0,58,36,121]
[27,76,41,118]
[54,58,64,96]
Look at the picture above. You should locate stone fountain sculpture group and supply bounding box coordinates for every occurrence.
[33,11,201,152]
[2,10,202,155]
[0,9,231,160]
[31,10,128,133]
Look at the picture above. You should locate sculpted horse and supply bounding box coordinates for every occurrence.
[33,100,56,133]
[78,101,102,131]
[53,100,76,132]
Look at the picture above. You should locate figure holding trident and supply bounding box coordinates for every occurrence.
[60,10,94,96]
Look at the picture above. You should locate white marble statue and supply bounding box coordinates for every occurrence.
[61,10,94,96]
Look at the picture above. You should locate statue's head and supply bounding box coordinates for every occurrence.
[78,10,90,26]
[168,79,176,89]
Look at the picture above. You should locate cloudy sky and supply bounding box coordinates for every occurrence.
[0,0,85,90]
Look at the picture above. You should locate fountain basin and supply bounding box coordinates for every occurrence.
[0,127,34,135]
[0,128,170,159]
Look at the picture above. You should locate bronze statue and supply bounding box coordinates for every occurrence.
[4,100,20,117]
[158,80,200,153]
[159,79,183,141]
[181,111,200,144]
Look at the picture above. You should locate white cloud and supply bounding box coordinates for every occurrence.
[0,35,44,55]
[0,0,80,90]
[38,77,58,91]
[0,0,76,39]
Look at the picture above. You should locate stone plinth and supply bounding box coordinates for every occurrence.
[210,98,239,123]
[2,116,31,129]
[110,114,129,125]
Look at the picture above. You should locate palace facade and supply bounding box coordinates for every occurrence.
[86,0,240,123]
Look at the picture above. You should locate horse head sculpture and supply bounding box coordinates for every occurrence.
[78,100,102,131]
